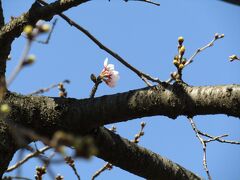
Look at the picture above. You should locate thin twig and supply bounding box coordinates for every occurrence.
[132,122,146,143]
[65,156,81,180]
[35,19,58,44]
[37,0,161,86]
[7,18,54,87]
[16,149,24,177]
[125,0,160,6]
[185,33,224,67]
[7,40,32,86]
[187,116,239,180]
[6,146,51,172]
[198,131,240,145]
[90,79,102,98]
[21,19,57,45]
[167,34,224,83]
[42,151,57,180]
[2,176,32,180]
[188,117,212,180]
[28,79,70,96]
[91,162,113,180]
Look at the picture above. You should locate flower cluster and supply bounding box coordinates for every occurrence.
[100,58,120,87]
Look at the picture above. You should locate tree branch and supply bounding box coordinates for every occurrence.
[0,0,4,28]
[0,119,18,176]
[92,127,201,180]
[0,0,6,94]
[0,0,89,41]
[2,83,239,137]
[1,83,240,177]
[0,1,94,176]
[37,0,161,86]
[222,0,240,6]
[6,146,51,173]
[0,0,89,83]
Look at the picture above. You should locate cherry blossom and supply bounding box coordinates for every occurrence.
[100,58,120,87]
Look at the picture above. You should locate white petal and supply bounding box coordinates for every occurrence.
[104,58,108,67]
[106,71,119,88]
[112,71,120,80]
[107,80,116,88]
[112,70,119,76]
[107,64,115,71]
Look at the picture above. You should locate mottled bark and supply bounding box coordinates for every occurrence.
[0,119,17,176]
[94,127,201,180]
[1,83,239,178]
[2,83,240,136]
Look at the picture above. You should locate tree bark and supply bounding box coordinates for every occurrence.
[222,0,240,6]
[0,0,4,28]
[1,82,239,178]
[2,83,240,137]
[0,119,17,177]
[93,127,201,180]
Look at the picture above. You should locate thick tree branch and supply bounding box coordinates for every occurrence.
[93,127,201,180]
[0,0,4,28]
[1,83,239,177]
[0,0,6,90]
[0,1,92,176]
[222,0,240,6]
[3,83,240,137]
[0,119,18,176]
[0,0,89,42]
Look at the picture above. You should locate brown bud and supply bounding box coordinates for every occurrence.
[141,122,146,127]
[90,74,97,83]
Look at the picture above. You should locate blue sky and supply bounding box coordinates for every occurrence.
[2,0,240,180]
